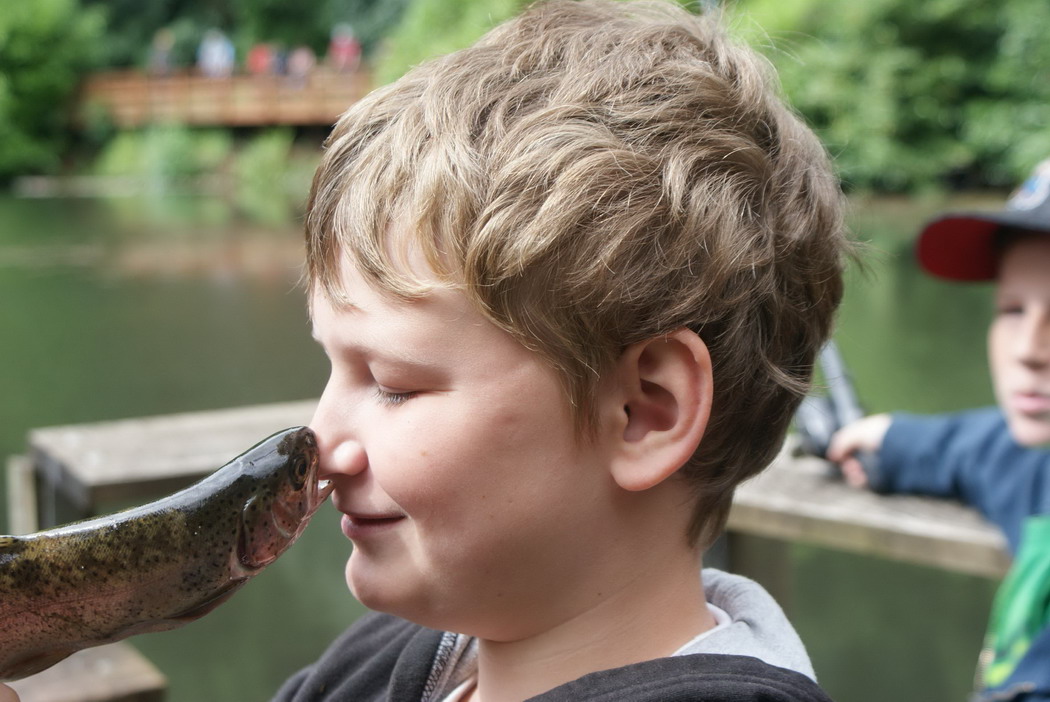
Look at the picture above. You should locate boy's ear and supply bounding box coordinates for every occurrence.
[608,328,713,492]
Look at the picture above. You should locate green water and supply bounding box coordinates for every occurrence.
[0,191,1007,700]
[0,194,367,699]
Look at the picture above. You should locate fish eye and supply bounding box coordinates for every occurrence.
[291,456,309,488]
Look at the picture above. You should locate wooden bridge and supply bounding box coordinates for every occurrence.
[78,69,372,128]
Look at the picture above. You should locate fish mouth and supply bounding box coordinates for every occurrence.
[236,478,334,571]
[314,479,335,508]
[270,477,334,540]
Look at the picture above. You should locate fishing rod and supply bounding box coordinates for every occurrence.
[794,340,885,490]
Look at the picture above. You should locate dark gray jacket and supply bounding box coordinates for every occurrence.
[273,570,831,701]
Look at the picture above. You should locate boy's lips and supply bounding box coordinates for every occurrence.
[340,512,405,540]
[1012,391,1050,416]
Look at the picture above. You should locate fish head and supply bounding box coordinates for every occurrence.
[235,426,334,571]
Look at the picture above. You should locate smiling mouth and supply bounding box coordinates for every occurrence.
[341,513,404,539]
[348,515,403,526]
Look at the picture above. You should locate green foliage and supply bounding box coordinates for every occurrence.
[374,0,527,85]
[91,127,318,224]
[232,0,409,55]
[84,0,408,68]
[330,0,413,56]
[336,0,1050,190]
[0,0,105,180]
[81,0,195,69]
[233,0,333,50]
[232,129,297,225]
[94,126,233,187]
[12,0,1048,192]
[731,0,1050,191]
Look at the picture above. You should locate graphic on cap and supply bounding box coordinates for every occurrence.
[1006,158,1050,212]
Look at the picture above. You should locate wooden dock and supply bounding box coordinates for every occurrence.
[2,400,1011,699]
[21,400,316,528]
[730,447,1009,579]
[78,69,371,128]
[8,645,166,702]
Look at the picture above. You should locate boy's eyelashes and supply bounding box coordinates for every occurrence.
[373,386,418,406]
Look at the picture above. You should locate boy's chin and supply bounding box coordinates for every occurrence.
[1007,414,1050,448]
[345,557,424,617]
[345,558,388,608]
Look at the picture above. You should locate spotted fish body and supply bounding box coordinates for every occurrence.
[0,426,331,681]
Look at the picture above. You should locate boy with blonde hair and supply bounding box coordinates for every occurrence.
[276,1,849,699]
[830,160,1050,701]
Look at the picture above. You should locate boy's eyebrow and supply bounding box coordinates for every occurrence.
[307,320,435,368]
[308,294,362,315]
[307,297,363,343]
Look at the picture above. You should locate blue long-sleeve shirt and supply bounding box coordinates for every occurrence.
[881,407,1050,700]
[882,407,1050,553]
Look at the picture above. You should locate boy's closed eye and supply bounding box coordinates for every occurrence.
[996,304,1024,316]
[994,293,1024,316]
[374,386,418,406]
[369,359,445,401]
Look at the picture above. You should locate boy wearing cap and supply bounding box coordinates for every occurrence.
[267,0,852,700]
[830,161,1050,701]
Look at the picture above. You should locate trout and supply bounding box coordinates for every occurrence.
[0,426,332,681]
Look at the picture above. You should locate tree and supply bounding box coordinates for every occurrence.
[732,0,1050,191]
[82,0,408,68]
[373,0,525,85]
[0,0,105,180]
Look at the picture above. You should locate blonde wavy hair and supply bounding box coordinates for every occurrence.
[305,0,849,547]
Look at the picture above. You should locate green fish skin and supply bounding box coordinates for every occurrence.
[0,426,332,682]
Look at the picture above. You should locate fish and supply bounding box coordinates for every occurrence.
[0,426,332,681]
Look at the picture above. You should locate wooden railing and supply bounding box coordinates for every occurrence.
[78,69,372,128]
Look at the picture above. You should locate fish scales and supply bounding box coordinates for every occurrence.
[0,426,332,681]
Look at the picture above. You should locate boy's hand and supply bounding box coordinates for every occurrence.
[0,684,20,702]
[827,413,892,488]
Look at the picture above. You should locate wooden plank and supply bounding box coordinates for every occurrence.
[28,400,316,514]
[4,455,38,535]
[728,439,1011,579]
[8,643,166,702]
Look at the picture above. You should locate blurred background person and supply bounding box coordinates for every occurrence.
[830,160,1050,702]
[197,29,234,78]
[148,28,174,77]
[327,23,360,73]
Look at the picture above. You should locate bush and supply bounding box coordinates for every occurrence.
[732,0,1050,191]
[85,0,409,69]
[233,128,297,224]
[374,0,526,85]
[0,0,105,180]
[94,126,233,189]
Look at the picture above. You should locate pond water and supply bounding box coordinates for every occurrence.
[0,190,1009,701]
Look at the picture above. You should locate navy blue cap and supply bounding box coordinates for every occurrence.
[917,159,1050,281]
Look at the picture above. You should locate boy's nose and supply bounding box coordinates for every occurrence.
[310,390,368,479]
[318,440,368,480]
